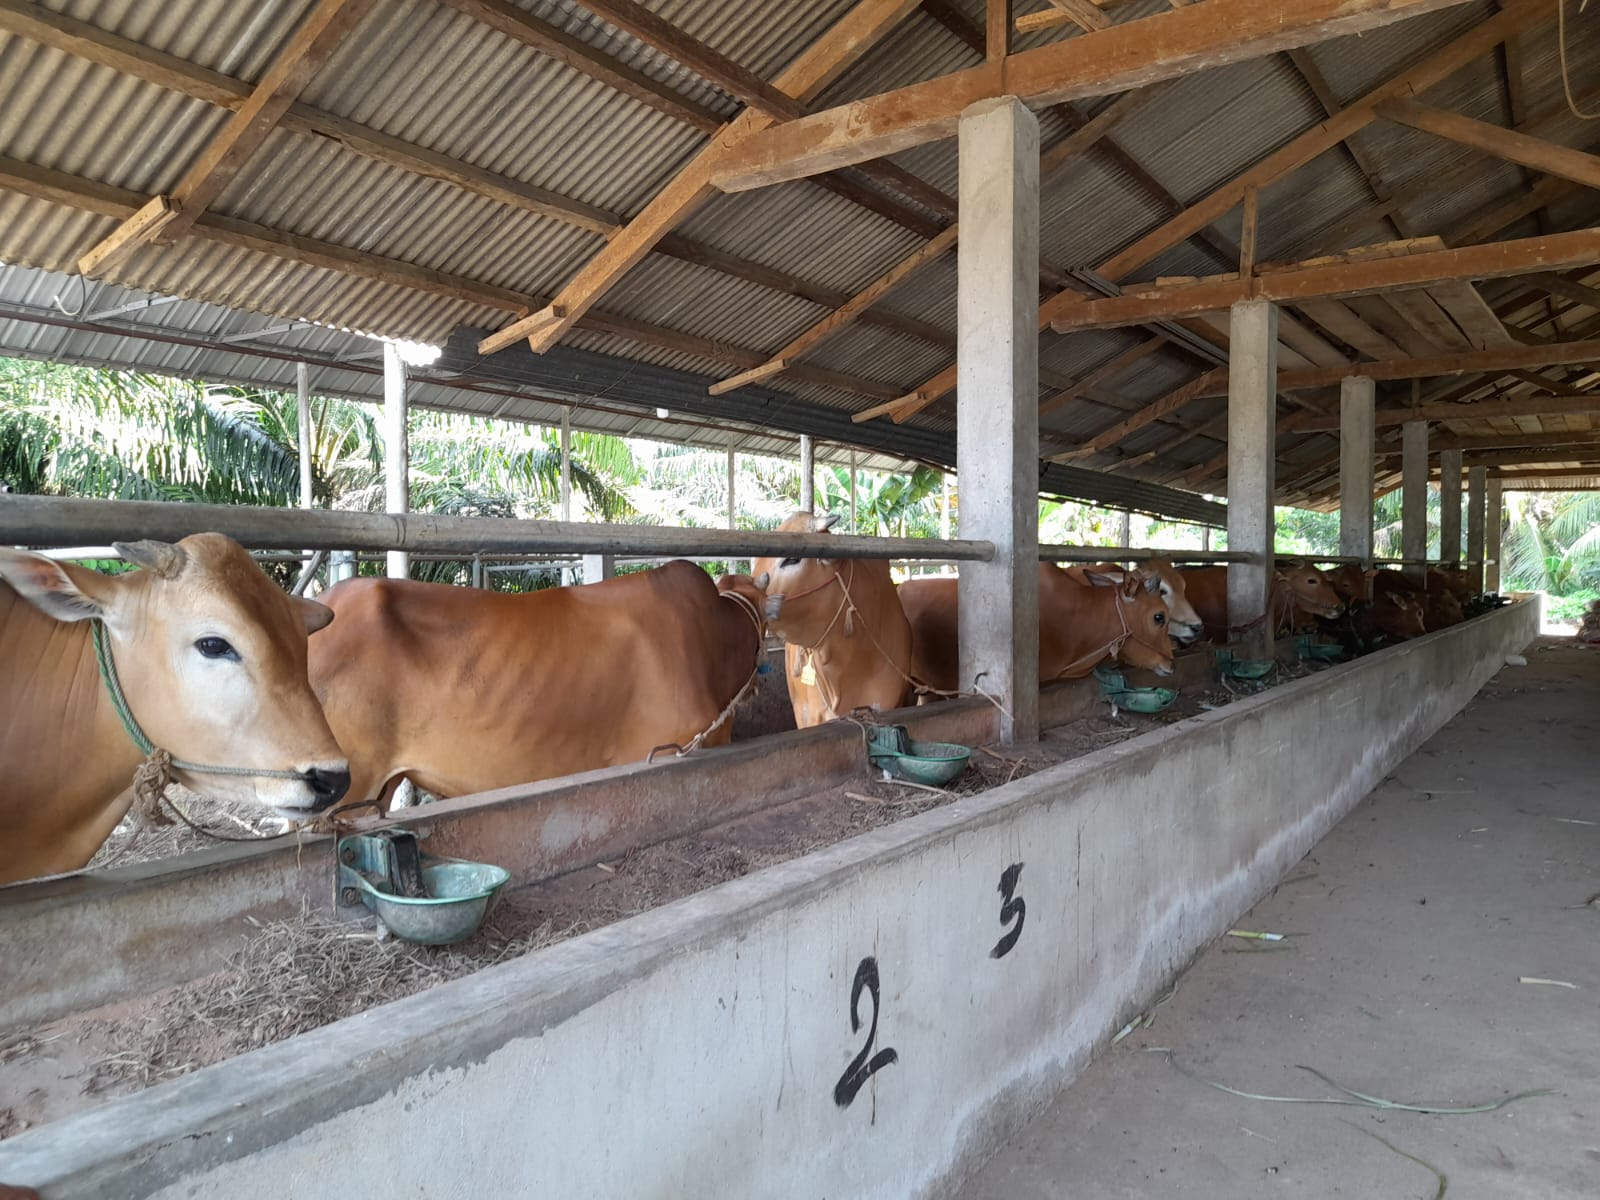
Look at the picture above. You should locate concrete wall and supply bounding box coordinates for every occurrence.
[0,602,1536,1198]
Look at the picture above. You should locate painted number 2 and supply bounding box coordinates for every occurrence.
[989,862,1026,959]
[833,956,898,1108]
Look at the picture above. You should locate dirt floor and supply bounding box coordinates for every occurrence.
[957,636,1599,1200]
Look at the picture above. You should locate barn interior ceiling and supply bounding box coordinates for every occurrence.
[0,0,1596,515]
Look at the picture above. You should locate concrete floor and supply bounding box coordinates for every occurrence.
[958,637,1599,1200]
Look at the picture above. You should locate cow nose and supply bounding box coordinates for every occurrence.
[304,766,351,811]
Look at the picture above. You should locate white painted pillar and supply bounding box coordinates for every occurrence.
[296,361,314,510]
[1202,525,1211,552]
[1401,420,1429,585]
[940,473,952,543]
[1225,299,1278,660]
[799,435,815,512]
[727,447,739,574]
[956,96,1039,744]
[1438,448,1463,565]
[582,554,615,583]
[383,341,409,580]
[1485,478,1503,593]
[1116,509,1131,551]
[1338,375,1374,564]
[848,451,858,533]
[1466,465,1487,592]
[559,411,572,523]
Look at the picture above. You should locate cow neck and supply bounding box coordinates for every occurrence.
[790,561,855,660]
[1048,584,1163,680]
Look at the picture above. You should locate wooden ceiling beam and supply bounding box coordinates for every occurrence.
[1378,429,1600,455]
[484,0,924,356]
[711,0,1485,193]
[1374,96,1600,193]
[0,157,903,401]
[1048,228,1600,332]
[76,0,377,277]
[874,4,1538,425]
[1039,0,1111,34]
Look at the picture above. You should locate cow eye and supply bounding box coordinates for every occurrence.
[1153,612,1166,625]
[780,557,801,568]
[195,636,239,662]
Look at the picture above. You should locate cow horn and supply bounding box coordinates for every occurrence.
[113,539,188,579]
[811,512,841,533]
[753,571,770,590]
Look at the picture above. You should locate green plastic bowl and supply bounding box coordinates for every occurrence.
[1295,636,1345,663]
[341,852,510,946]
[1214,650,1274,680]
[867,725,971,786]
[1106,686,1178,714]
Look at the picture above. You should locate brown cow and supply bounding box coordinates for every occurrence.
[308,560,765,805]
[899,564,1176,694]
[1371,569,1463,632]
[1062,558,1203,646]
[1181,563,1344,641]
[752,512,912,727]
[0,536,349,885]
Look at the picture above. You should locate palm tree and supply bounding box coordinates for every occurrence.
[1500,490,1600,596]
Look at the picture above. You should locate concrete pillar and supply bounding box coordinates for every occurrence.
[799,435,815,512]
[1466,465,1487,592]
[1338,375,1374,564]
[559,411,572,523]
[328,550,356,584]
[383,341,409,580]
[848,451,858,533]
[296,362,314,510]
[582,554,615,583]
[727,448,739,574]
[1116,509,1131,550]
[1401,420,1429,585]
[1438,448,1463,565]
[1202,525,1211,552]
[956,96,1039,744]
[1485,478,1503,593]
[1225,299,1278,660]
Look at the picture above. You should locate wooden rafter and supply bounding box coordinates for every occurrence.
[706,225,959,395]
[711,0,1482,193]
[481,0,922,356]
[1378,428,1600,455]
[1039,0,1111,34]
[1047,228,1600,333]
[865,2,1541,425]
[76,0,377,277]
[1375,97,1600,192]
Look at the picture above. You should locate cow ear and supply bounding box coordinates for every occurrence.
[297,598,334,634]
[810,512,841,534]
[1142,572,1161,594]
[1363,568,1378,579]
[753,571,770,590]
[113,539,188,580]
[0,548,114,623]
[1082,570,1117,588]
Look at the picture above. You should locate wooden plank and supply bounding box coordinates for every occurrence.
[1041,0,1111,34]
[1291,300,1407,360]
[1293,393,1600,433]
[490,0,922,355]
[1449,174,1575,247]
[1375,96,1600,192]
[1344,295,1438,357]
[76,0,377,275]
[987,0,1012,61]
[1382,289,1473,351]
[1524,271,1600,310]
[438,0,722,133]
[709,0,1483,193]
[705,224,959,394]
[1047,228,1600,332]
[1428,280,1515,349]
[1275,310,1350,368]
[1014,0,1131,34]
[877,4,1537,425]
[1238,185,1258,279]
[75,195,178,276]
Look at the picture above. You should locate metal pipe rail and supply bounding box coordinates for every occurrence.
[1039,545,1255,564]
[0,496,993,563]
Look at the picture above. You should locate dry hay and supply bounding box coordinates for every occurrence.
[87,785,288,871]
[87,903,576,1092]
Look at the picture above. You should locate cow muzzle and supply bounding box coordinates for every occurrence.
[1170,623,1201,647]
[303,766,352,812]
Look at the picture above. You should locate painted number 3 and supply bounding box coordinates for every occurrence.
[989,862,1026,959]
[833,957,899,1108]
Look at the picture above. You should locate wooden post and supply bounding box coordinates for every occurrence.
[1226,299,1278,660]
[1485,478,1503,593]
[1401,415,1429,585]
[1338,375,1375,564]
[383,341,408,580]
[956,96,1039,744]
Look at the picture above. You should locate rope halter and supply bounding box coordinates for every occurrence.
[92,619,308,832]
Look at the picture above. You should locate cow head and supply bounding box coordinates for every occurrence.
[1372,589,1427,640]
[1084,570,1175,676]
[1135,558,1202,647]
[1430,565,1477,604]
[751,511,843,640]
[1276,561,1344,619]
[1324,564,1378,606]
[0,533,350,817]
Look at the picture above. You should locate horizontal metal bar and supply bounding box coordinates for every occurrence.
[1039,545,1255,564]
[0,496,993,562]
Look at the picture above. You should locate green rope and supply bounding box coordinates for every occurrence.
[91,619,302,781]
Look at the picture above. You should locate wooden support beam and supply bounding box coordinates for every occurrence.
[1,157,903,402]
[1379,430,1600,456]
[1040,0,1111,34]
[707,225,960,394]
[75,195,178,276]
[869,3,1539,425]
[1375,97,1600,192]
[1491,465,1600,481]
[710,0,1483,193]
[1046,367,1226,460]
[1039,87,1166,177]
[76,0,376,276]
[486,0,921,355]
[987,0,1012,61]
[1015,0,1118,34]
[1238,186,1259,279]
[1460,446,1600,469]
[1525,271,1600,310]
[1037,335,1167,417]
[1048,228,1600,332]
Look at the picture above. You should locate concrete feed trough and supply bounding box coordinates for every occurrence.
[0,602,1536,1198]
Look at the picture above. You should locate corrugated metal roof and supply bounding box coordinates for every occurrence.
[0,0,1593,516]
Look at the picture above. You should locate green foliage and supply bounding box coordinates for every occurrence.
[1545,589,1598,622]
[1500,491,1600,597]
